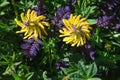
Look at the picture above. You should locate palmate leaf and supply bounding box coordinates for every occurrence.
[62,60,100,79]
[86,63,97,78]
[74,0,97,18]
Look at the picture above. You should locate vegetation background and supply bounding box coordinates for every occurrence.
[0,0,120,80]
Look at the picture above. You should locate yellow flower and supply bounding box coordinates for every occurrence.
[62,75,70,80]
[15,9,49,40]
[59,14,92,47]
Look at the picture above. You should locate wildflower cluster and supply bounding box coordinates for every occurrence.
[15,0,93,59]
[1,0,120,79]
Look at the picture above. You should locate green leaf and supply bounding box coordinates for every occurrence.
[0,11,5,15]
[0,62,9,65]
[25,72,34,80]
[0,0,9,7]
[111,41,120,47]
[86,63,97,78]
[87,19,97,25]
[70,78,85,80]
[88,78,101,80]
[78,61,87,77]
[12,73,21,80]
[42,71,51,80]
[0,21,8,28]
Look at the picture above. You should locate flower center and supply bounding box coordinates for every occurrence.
[72,25,80,34]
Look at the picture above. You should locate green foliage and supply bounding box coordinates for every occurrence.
[74,0,98,18]
[0,0,120,80]
[0,0,9,16]
[62,60,101,80]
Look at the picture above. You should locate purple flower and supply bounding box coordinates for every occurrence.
[98,0,120,14]
[55,60,69,70]
[97,0,120,31]
[82,42,95,60]
[116,24,120,31]
[51,6,71,30]
[50,0,78,31]
[20,38,43,60]
[31,0,46,16]
[97,15,114,27]
[86,43,95,60]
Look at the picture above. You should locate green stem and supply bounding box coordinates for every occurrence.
[49,47,53,73]
[11,0,18,18]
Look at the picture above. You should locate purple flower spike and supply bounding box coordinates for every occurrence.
[90,51,95,60]
[20,38,43,60]
[97,0,120,31]
[116,24,120,31]
[51,6,71,30]
[86,43,95,60]
[55,60,69,70]
[31,0,46,16]
[97,15,112,27]
[82,42,95,60]
[55,63,61,70]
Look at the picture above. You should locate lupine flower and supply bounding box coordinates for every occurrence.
[20,38,43,60]
[116,24,120,31]
[15,9,49,40]
[86,43,95,60]
[59,14,92,47]
[97,15,114,27]
[31,0,46,15]
[81,42,95,60]
[51,6,71,30]
[99,0,119,13]
[97,0,120,31]
[51,0,78,30]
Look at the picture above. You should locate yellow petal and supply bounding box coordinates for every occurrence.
[27,34,34,39]
[79,18,86,22]
[41,22,49,26]
[20,13,26,22]
[24,28,33,38]
[36,26,41,38]
[30,10,36,19]
[62,19,71,29]
[15,18,23,27]
[38,23,47,35]
[27,9,31,19]
[16,30,26,33]
[74,15,81,25]
[37,15,46,21]
[34,27,38,38]
[69,14,73,22]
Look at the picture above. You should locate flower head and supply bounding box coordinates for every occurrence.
[59,14,92,47]
[20,38,43,60]
[15,9,49,40]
